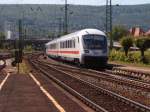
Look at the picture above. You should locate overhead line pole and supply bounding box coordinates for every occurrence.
[65,0,68,34]
[106,0,113,49]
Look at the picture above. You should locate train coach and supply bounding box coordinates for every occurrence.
[45,28,108,67]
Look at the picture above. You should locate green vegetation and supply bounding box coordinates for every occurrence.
[120,37,133,56]
[24,45,34,53]
[112,25,128,41]
[0,4,150,36]
[135,37,150,62]
[19,60,30,74]
[110,35,150,66]
[0,32,5,40]
[109,49,150,65]
[0,32,6,49]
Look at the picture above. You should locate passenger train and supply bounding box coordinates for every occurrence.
[45,29,108,67]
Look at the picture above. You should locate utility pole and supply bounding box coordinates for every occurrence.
[16,19,23,74]
[64,0,68,34]
[58,18,62,36]
[106,0,113,49]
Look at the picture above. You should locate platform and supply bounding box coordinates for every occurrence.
[0,65,93,112]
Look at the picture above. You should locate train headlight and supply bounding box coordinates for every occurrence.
[84,50,89,53]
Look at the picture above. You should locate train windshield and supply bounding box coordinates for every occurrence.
[83,35,107,49]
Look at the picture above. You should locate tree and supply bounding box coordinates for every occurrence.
[112,25,128,41]
[0,32,6,49]
[120,36,133,56]
[135,37,150,62]
[0,32,5,40]
[48,32,54,39]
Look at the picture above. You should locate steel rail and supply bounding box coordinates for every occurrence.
[30,60,109,112]
[30,58,150,112]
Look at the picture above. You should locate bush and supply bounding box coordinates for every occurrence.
[24,45,33,52]
[120,36,133,56]
[112,25,128,41]
[135,37,150,63]
[109,50,150,65]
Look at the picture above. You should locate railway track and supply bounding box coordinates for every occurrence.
[41,55,150,83]
[28,54,150,112]
[39,58,150,92]
[0,60,6,71]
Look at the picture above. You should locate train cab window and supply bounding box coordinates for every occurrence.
[83,35,107,49]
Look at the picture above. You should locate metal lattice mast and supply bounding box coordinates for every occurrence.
[106,0,113,49]
[64,0,68,34]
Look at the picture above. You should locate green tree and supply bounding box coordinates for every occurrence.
[0,32,5,40]
[135,37,150,62]
[112,25,128,41]
[0,32,6,49]
[48,32,54,39]
[120,36,133,56]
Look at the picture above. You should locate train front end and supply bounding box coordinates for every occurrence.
[81,34,108,67]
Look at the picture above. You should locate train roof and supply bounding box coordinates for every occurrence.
[45,28,106,46]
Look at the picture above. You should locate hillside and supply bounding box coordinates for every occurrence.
[0,4,150,37]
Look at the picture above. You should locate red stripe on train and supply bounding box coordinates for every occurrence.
[48,50,79,54]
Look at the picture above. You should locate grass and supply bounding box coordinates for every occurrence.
[109,49,150,68]
[19,60,30,74]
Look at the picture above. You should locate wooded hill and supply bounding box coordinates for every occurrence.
[0,4,150,37]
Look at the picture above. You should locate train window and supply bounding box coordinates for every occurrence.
[61,42,63,48]
[73,39,75,48]
[72,40,74,48]
[65,41,66,48]
[69,40,71,48]
[83,35,107,49]
[70,40,72,48]
[70,40,71,48]
[71,40,73,48]
[67,40,69,48]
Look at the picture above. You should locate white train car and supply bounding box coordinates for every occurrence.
[45,28,108,66]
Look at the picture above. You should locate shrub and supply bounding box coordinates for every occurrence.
[120,36,133,56]
[112,25,128,41]
[109,50,150,65]
[135,37,150,63]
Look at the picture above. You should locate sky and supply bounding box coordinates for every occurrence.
[0,0,150,5]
